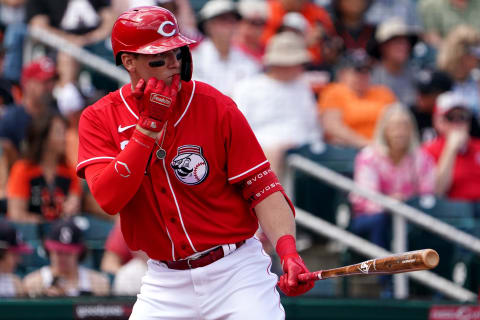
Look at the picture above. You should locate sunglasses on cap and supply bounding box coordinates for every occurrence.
[444,111,471,123]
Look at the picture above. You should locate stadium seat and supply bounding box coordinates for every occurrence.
[10,222,40,241]
[406,197,478,294]
[16,239,49,277]
[288,143,357,227]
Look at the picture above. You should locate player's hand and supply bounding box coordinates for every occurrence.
[133,75,180,132]
[276,235,314,297]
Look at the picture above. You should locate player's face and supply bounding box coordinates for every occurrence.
[124,48,182,86]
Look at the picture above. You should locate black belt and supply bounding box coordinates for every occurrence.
[163,241,245,270]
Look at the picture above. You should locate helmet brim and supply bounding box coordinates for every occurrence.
[116,33,196,65]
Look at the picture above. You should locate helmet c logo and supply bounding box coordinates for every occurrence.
[157,21,176,37]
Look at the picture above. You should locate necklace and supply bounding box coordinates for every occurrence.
[155,122,168,160]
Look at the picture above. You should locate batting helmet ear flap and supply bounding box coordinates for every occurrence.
[180,46,193,82]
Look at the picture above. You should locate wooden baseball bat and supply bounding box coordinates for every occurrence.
[298,249,439,282]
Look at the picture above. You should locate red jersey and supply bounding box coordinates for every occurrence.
[423,137,480,201]
[77,80,269,261]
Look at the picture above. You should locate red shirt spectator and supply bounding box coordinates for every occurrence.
[423,91,480,201]
[423,137,480,201]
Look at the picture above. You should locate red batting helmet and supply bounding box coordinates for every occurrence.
[111,6,196,81]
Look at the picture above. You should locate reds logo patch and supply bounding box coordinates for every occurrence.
[171,145,208,185]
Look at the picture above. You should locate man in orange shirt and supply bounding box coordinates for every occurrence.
[318,51,396,148]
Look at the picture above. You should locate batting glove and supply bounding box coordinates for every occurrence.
[133,75,180,132]
[276,235,314,297]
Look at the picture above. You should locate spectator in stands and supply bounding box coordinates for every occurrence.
[23,218,109,297]
[26,0,115,94]
[365,0,420,28]
[318,50,396,148]
[419,0,480,48]
[350,103,436,249]
[1,0,27,83]
[0,57,57,215]
[234,0,269,63]
[369,17,419,107]
[112,250,148,296]
[262,0,335,67]
[423,91,480,201]
[100,218,132,275]
[192,0,260,96]
[330,0,376,55]
[410,69,453,143]
[233,32,322,177]
[7,113,81,223]
[436,25,480,118]
[0,219,31,297]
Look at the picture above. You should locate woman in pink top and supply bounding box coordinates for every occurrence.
[350,103,436,249]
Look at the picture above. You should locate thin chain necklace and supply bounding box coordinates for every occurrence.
[155,121,168,159]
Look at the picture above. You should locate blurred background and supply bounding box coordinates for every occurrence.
[0,0,480,319]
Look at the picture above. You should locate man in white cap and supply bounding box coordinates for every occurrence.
[234,0,269,62]
[233,32,322,178]
[192,0,260,96]
[369,17,419,106]
[423,91,480,200]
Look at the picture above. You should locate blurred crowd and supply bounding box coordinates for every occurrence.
[0,0,479,299]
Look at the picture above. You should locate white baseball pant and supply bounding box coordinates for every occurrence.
[129,237,285,320]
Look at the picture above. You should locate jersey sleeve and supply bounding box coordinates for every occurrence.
[222,100,269,184]
[77,105,118,178]
[7,161,30,199]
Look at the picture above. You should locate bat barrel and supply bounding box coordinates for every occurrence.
[297,249,439,283]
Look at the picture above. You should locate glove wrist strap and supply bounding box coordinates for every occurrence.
[275,235,297,260]
[139,116,163,132]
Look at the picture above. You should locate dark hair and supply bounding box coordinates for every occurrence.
[331,0,373,21]
[22,113,69,165]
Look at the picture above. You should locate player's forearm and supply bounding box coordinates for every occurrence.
[85,129,155,215]
[255,191,296,247]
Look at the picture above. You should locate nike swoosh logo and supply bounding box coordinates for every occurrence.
[118,124,136,133]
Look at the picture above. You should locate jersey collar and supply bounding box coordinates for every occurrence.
[119,80,196,127]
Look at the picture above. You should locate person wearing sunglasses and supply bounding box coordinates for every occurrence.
[423,91,480,200]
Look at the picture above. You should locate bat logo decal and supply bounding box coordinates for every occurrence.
[358,260,375,274]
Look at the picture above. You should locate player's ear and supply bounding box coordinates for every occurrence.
[121,53,137,73]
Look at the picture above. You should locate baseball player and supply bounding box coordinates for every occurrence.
[76,6,314,319]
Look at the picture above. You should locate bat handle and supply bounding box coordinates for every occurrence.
[298,271,322,282]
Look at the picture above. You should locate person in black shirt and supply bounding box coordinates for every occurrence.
[410,69,453,143]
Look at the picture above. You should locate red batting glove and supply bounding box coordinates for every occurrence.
[276,235,314,297]
[133,75,180,132]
